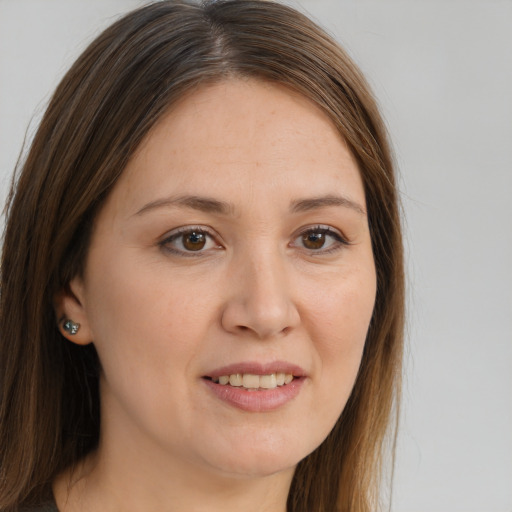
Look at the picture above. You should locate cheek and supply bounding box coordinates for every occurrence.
[303,264,376,417]
[82,255,222,445]
[83,253,216,386]
[307,265,376,355]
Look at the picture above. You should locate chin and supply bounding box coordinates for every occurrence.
[212,453,298,480]
[198,429,321,480]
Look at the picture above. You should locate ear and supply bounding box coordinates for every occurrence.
[54,277,94,346]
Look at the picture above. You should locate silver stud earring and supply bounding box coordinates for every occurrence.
[63,319,80,335]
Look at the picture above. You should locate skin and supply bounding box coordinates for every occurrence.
[55,78,377,512]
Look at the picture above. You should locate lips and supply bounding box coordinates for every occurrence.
[210,372,294,389]
[204,361,306,379]
[202,361,306,412]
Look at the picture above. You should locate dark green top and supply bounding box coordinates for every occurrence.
[21,501,58,512]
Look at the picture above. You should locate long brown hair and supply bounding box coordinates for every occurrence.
[0,1,404,510]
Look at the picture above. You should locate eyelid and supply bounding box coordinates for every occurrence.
[159,225,223,256]
[290,224,351,253]
[158,224,350,257]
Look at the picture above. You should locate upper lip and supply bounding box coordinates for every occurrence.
[204,361,307,379]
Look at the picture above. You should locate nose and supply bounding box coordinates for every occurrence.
[221,249,301,339]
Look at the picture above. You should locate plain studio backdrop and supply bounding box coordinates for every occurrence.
[0,1,511,511]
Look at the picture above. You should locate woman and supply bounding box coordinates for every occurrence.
[0,1,404,511]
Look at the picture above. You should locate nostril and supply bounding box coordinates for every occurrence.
[221,295,300,339]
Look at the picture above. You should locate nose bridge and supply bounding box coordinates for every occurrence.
[221,242,300,339]
[246,246,287,310]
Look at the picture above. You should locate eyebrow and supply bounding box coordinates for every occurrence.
[290,195,366,216]
[135,195,233,216]
[135,193,366,217]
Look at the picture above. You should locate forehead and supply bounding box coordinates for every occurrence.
[109,78,365,216]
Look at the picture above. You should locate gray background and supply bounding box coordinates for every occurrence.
[1,1,511,511]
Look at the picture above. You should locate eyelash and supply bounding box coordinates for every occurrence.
[159,226,220,257]
[291,225,350,255]
[159,225,350,257]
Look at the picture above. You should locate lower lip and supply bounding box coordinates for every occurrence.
[202,378,305,412]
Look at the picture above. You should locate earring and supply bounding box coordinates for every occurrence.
[63,319,80,335]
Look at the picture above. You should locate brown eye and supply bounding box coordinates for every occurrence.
[161,227,220,256]
[292,226,348,254]
[302,232,326,250]
[182,231,206,251]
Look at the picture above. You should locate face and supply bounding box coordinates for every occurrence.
[62,79,376,481]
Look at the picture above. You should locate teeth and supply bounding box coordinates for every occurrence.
[260,374,277,389]
[229,373,243,387]
[212,372,295,389]
[242,374,260,389]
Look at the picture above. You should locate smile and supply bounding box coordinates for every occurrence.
[202,362,306,412]
[210,372,294,390]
